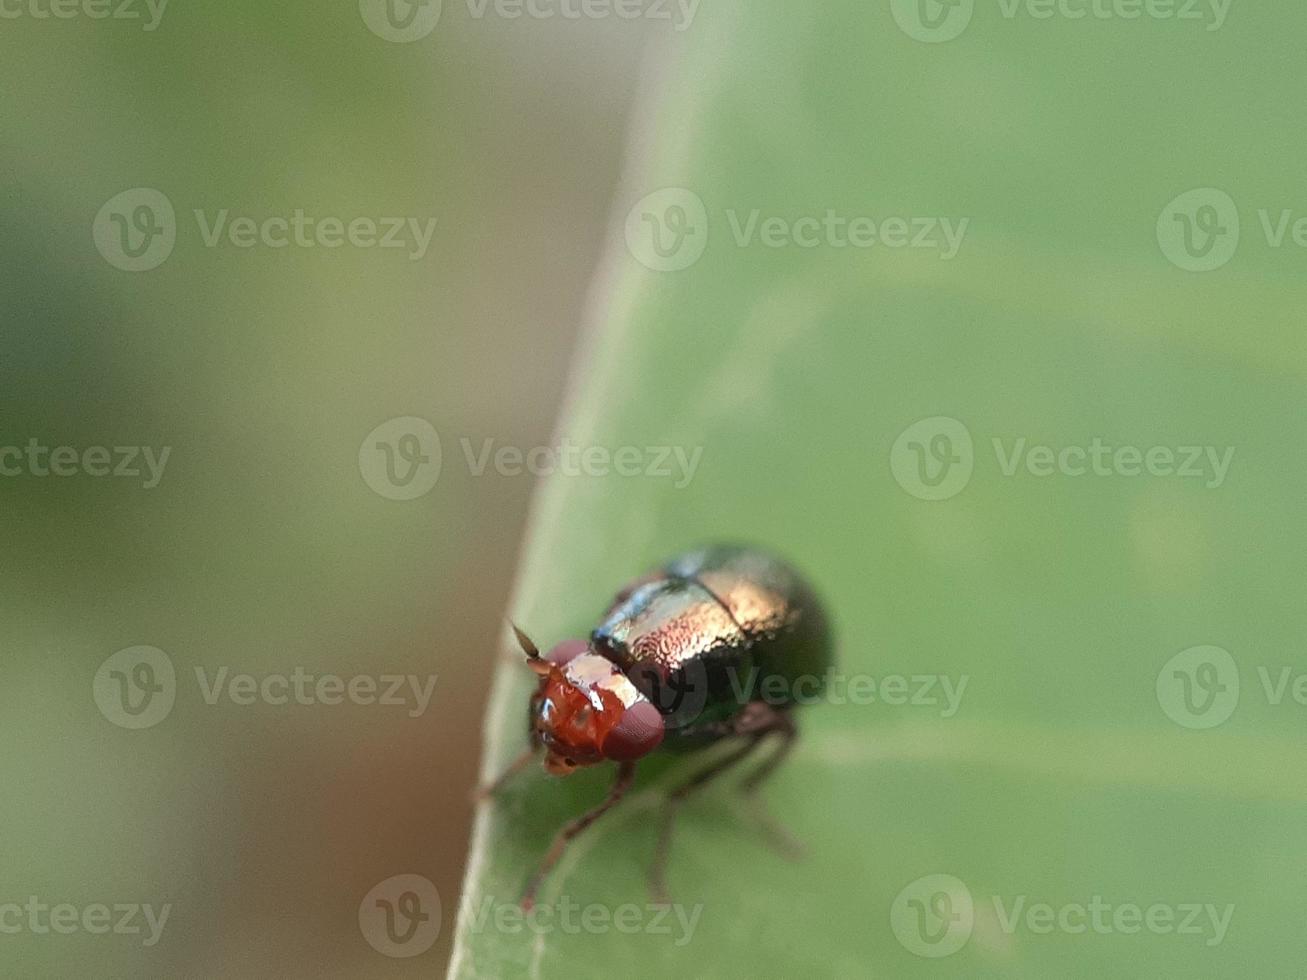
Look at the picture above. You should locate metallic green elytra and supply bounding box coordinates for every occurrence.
[590,544,833,740]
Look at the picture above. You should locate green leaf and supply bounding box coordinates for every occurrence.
[451,2,1307,976]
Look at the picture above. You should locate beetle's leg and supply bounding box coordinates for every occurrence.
[649,734,770,904]
[521,760,636,911]
[737,713,806,859]
[666,718,738,740]
[739,710,797,794]
[472,744,539,802]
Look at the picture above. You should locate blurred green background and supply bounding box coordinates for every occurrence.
[4,0,1307,977]
[2,3,649,976]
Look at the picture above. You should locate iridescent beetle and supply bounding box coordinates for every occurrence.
[479,544,832,907]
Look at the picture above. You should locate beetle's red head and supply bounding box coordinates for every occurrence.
[511,626,664,775]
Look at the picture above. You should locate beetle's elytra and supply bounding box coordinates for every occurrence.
[480,544,833,907]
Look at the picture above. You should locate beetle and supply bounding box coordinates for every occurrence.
[478,544,833,908]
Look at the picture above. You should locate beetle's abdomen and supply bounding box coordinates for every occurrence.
[592,545,832,737]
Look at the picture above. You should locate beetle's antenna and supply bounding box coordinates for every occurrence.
[508,621,541,659]
[509,621,551,677]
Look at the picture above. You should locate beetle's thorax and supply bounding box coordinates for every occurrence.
[532,651,663,773]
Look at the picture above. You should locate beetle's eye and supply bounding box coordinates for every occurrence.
[601,700,665,761]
